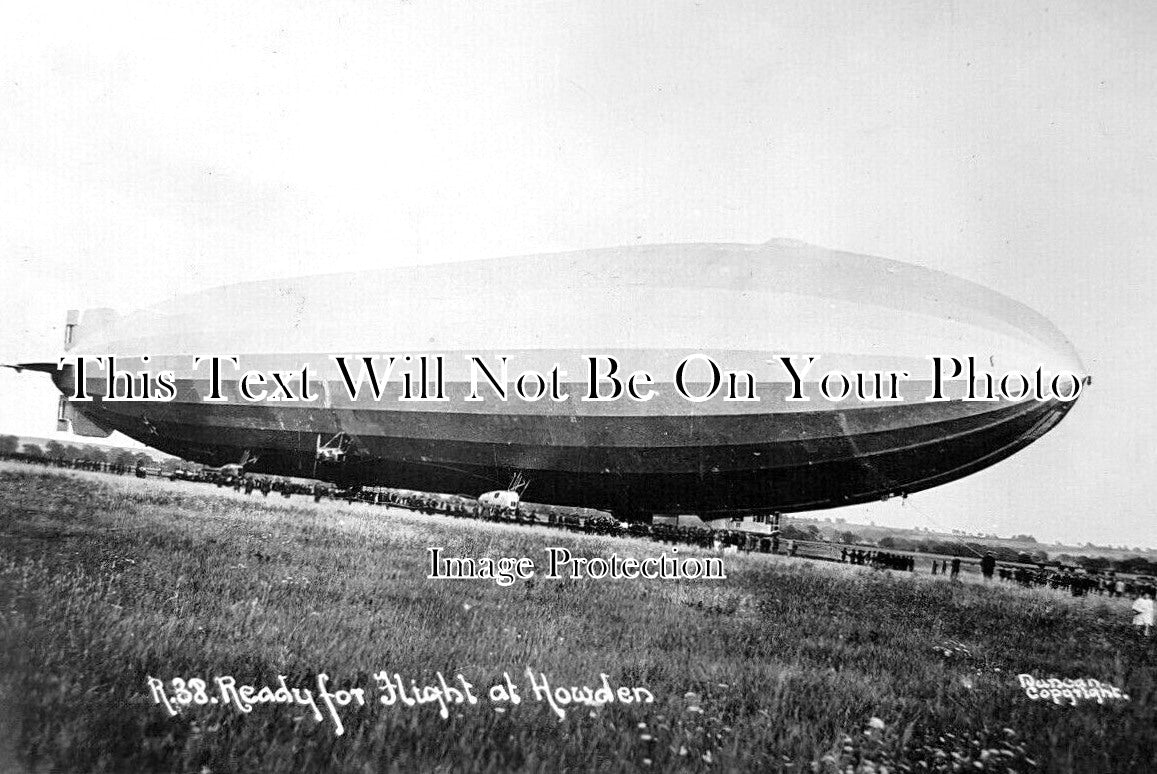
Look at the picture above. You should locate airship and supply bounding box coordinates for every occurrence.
[25,239,1087,520]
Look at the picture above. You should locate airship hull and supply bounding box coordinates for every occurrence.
[49,240,1086,518]
[70,394,1072,516]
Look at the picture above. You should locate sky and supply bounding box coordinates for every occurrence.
[1,0,1154,547]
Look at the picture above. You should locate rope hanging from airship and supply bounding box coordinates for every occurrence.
[898,495,986,560]
[836,412,986,560]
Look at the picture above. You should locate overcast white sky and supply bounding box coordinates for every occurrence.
[2,0,1154,546]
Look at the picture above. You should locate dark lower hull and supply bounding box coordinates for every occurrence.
[75,396,1074,518]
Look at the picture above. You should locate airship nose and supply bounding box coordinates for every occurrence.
[914,262,1089,394]
[1051,340,1088,391]
[1011,312,1088,392]
[1051,334,1087,381]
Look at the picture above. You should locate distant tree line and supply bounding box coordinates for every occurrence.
[876,536,1043,564]
[779,518,1157,577]
[1,435,178,472]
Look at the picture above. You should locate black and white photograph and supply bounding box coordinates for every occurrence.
[1,1,1154,772]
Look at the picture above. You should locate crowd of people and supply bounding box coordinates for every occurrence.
[226,480,1157,619]
[997,563,1156,599]
[4,452,154,478]
[6,452,1156,632]
[840,548,915,571]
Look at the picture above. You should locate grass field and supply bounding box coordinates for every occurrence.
[1,462,1154,773]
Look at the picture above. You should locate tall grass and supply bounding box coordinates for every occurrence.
[1,462,1153,773]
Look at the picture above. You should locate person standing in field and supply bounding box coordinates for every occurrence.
[1132,590,1155,637]
[950,557,961,580]
[980,552,996,582]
